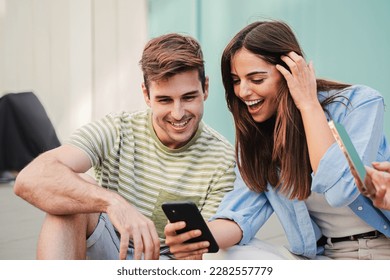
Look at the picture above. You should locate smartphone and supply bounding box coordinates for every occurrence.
[162,201,219,253]
[328,120,366,187]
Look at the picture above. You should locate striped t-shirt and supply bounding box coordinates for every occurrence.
[67,109,236,248]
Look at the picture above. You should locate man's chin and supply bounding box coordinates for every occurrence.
[167,132,194,148]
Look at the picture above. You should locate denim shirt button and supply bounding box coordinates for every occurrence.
[357,206,363,211]
[384,225,388,230]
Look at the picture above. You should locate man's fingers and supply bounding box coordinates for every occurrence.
[370,168,390,187]
[141,231,154,260]
[141,222,160,260]
[170,240,209,259]
[361,169,376,197]
[171,240,209,253]
[152,230,161,260]
[166,229,202,246]
[165,221,186,235]
[174,248,208,259]
[119,226,160,260]
[372,161,390,172]
[119,233,130,260]
[132,231,144,260]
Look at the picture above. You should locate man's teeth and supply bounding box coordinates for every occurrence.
[170,120,189,127]
[245,99,263,106]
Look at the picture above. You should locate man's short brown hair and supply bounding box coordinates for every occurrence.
[139,33,206,94]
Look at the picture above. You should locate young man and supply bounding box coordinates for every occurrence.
[14,33,236,260]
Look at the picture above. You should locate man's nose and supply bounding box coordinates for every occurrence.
[171,101,185,120]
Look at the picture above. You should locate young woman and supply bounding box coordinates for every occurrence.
[164,20,390,260]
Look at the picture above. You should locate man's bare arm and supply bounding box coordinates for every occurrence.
[14,144,160,259]
[14,144,114,214]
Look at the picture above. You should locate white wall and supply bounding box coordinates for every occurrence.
[0,0,148,141]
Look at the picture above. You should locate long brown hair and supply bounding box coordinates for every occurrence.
[221,21,350,200]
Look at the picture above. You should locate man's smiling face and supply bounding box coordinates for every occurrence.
[143,69,209,149]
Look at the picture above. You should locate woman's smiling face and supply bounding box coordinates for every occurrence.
[231,48,283,123]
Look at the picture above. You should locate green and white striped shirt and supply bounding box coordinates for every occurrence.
[67,109,236,247]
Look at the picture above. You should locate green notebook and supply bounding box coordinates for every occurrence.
[328,120,366,186]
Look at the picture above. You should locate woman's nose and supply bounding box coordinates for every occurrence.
[239,81,252,98]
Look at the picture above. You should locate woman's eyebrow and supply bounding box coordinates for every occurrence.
[246,71,268,77]
[231,70,268,77]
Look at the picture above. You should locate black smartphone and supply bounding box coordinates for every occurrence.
[162,201,219,253]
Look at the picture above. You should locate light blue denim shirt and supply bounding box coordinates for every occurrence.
[210,85,390,259]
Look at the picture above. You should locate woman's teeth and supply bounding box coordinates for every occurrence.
[245,99,263,107]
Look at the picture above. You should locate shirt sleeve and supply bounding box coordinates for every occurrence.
[210,165,274,245]
[200,161,236,220]
[66,114,121,167]
[312,86,386,207]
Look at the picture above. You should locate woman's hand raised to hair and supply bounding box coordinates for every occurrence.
[276,51,318,112]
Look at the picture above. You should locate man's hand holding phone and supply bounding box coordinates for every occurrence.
[355,162,390,210]
[162,201,219,259]
[164,221,210,260]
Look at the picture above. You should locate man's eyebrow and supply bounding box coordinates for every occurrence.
[154,90,200,99]
[154,95,172,99]
[182,90,200,96]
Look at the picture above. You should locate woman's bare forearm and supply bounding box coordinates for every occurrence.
[208,219,243,249]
